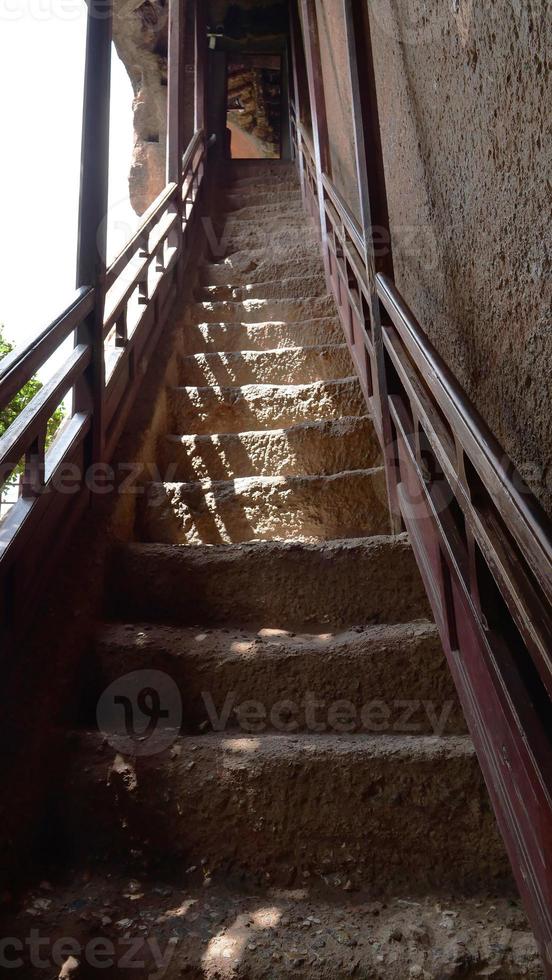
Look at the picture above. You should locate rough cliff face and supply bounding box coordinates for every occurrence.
[112,0,169,216]
[113,0,288,213]
[367,0,552,515]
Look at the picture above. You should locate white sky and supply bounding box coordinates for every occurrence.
[0,0,138,350]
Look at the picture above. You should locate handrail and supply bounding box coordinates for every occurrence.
[291,117,552,968]
[321,172,365,256]
[182,127,205,173]
[376,274,552,599]
[0,127,208,620]
[105,182,179,291]
[0,287,94,412]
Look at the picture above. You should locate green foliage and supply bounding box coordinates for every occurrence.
[0,326,65,486]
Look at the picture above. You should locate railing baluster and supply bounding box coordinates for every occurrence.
[21,431,46,500]
[75,0,113,467]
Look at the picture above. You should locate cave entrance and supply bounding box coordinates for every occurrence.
[226,54,283,159]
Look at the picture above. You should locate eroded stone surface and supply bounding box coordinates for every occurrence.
[96,620,466,734]
[109,536,431,627]
[196,272,327,303]
[159,416,381,481]
[3,873,541,980]
[178,316,341,354]
[188,296,335,326]
[178,344,352,387]
[169,378,364,434]
[65,731,510,893]
[139,468,389,544]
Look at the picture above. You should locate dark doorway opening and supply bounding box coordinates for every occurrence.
[226,54,283,159]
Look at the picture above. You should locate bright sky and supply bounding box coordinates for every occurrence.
[0,0,138,351]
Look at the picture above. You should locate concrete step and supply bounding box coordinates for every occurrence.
[168,377,365,435]
[64,731,510,893]
[199,247,323,287]
[138,468,389,545]
[188,296,335,325]
[179,315,342,355]
[95,620,466,735]
[6,873,538,980]
[214,226,319,259]
[160,416,381,482]
[195,273,327,302]
[108,536,430,628]
[178,345,352,387]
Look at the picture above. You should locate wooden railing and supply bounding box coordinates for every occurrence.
[0,128,206,631]
[292,115,552,971]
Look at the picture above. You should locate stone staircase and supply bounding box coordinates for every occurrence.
[4,162,542,978]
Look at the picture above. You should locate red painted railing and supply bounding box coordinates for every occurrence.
[291,109,552,973]
[0,128,206,632]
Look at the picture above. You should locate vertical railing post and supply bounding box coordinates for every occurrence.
[194,0,207,135]
[300,0,332,286]
[342,0,402,533]
[289,0,306,200]
[167,0,186,290]
[75,0,113,470]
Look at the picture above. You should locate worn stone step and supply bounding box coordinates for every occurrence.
[227,160,296,180]
[108,536,430,627]
[4,872,538,980]
[168,377,364,435]
[178,345,351,387]
[195,272,326,302]
[214,226,319,258]
[95,620,466,735]
[199,251,324,287]
[160,416,380,481]
[222,200,305,221]
[64,731,510,893]
[179,315,342,355]
[223,188,303,210]
[188,296,335,325]
[139,468,389,545]
[219,212,311,233]
[227,175,298,192]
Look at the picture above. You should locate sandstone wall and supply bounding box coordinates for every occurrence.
[366,0,551,514]
[315,0,360,217]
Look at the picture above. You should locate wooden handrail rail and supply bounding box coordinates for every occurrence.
[0,115,208,633]
[105,182,179,291]
[321,172,365,255]
[291,111,552,965]
[182,128,205,173]
[0,287,94,412]
[0,345,91,480]
[376,274,552,601]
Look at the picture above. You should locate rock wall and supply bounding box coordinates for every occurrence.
[112,0,169,216]
[366,0,552,514]
[314,0,360,217]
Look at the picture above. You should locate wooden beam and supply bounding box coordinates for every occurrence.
[75,0,113,466]
[300,0,332,284]
[167,0,186,184]
[342,0,402,533]
[167,0,186,289]
[289,0,306,196]
[194,0,207,133]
